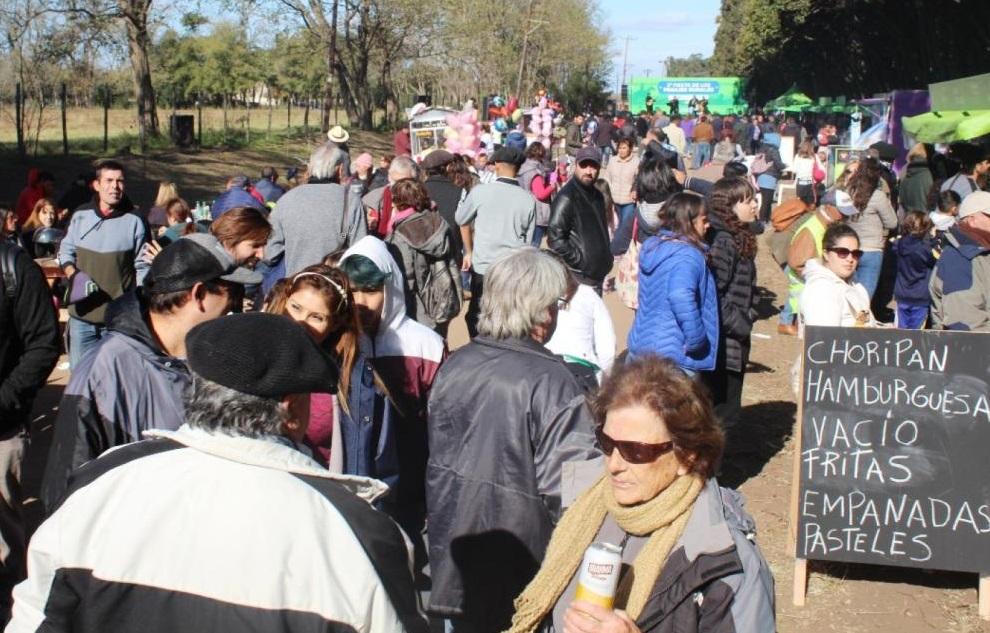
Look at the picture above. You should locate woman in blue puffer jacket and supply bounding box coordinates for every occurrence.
[627,192,719,374]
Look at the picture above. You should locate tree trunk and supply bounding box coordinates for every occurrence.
[322,0,340,134]
[120,0,159,151]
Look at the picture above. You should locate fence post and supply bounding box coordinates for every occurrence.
[103,86,109,154]
[287,95,292,130]
[61,83,68,156]
[197,94,203,146]
[15,83,25,161]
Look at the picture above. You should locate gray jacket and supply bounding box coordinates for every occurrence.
[930,224,990,331]
[425,336,598,629]
[386,210,461,329]
[40,290,189,512]
[266,181,367,275]
[554,464,776,633]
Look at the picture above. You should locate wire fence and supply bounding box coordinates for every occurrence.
[0,82,368,159]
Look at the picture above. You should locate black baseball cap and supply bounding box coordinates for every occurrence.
[147,233,262,294]
[575,146,603,166]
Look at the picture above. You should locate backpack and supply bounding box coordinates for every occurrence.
[751,153,770,175]
[769,211,813,267]
[389,216,461,325]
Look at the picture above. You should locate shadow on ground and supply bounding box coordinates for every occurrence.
[720,400,796,488]
[814,560,977,591]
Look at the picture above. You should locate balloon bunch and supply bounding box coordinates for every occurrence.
[488,95,524,133]
[527,96,556,149]
[443,103,482,157]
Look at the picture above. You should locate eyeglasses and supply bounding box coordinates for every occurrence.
[555,296,570,311]
[827,247,864,260]
[595,427,675,464]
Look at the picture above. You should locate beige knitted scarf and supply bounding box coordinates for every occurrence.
[506,473,703,633]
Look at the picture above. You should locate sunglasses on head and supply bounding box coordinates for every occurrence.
[827,247,863,260]
[595,427,675,464]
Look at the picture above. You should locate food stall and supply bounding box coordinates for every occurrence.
[409,107,458,157]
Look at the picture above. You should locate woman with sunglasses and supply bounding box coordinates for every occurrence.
[800,222,876,329]
[507,356,775,633]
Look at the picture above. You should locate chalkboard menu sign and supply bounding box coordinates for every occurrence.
[794,326,990,574]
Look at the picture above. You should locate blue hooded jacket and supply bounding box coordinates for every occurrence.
[628,230,719,371]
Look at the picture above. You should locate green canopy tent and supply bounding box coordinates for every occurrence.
[766,85,814,111]
[901,110,990,143]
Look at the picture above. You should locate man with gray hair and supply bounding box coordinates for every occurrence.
[362,155,419,238]
[425,247,597,632]
[266,144,366,275]
[9,313,427,633]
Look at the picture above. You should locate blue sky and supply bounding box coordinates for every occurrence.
[596,0,722,87]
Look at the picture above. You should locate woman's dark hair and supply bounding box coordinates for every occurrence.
[164,197,191,223]
[210,206,271,248]
[590,355,724,479]
[446,157,474,191]
[845,157,882,213]
[391,178,431,212]
[339,254,389,290]
[635,152,682,204]
[937,189,961,214]
[525,142,547,161]
[709,177,757,259]
[615,135,635,150]
[822,222,860,251]
[661,192,707,250]
[594,179,615,230]
[902,210,933,238]
[722,161,748,178]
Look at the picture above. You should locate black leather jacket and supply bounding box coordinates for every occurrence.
[425,336,598,628]
[548,179,612,285]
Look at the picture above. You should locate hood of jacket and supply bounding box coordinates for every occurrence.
[341,236,408,339]
[393,211,449,257]
[105,289,167,355]
[641,230,707,274]
[78,193,137,220]
[146,424,389,503]
[945,224,990,261]
[25,167,40,188]
[803,257,850,287]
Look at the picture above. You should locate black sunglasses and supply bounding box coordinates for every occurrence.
[595,427,675,464]
[827,247,864,260]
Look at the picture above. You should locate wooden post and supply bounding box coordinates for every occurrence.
[102,87,109,154]
[197,94,203,146]
[790,340,808,606]
[287,95,292,130]
[980,576,990,620]
[60,83,68,156]
[15,83,25,161]
[304,96,310,139]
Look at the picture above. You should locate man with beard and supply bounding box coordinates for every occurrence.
[547,147,612,294]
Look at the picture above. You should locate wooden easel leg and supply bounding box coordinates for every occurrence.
[793,558,808,606]
[980,575,990,620]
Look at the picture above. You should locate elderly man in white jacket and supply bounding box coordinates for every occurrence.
[7,313,426,633]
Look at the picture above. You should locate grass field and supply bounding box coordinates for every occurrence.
[0,105,364,154]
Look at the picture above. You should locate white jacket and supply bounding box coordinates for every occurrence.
[799,259,876,329]
[545,284,617,375]
[8,425,428,633]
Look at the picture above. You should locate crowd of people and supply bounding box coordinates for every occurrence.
[1,96,989,632]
